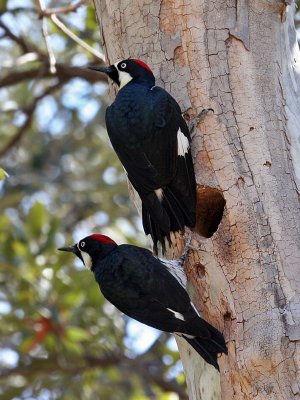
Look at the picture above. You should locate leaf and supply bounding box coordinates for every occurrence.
[0,387,26,400]
[85,4,98,31]
[44,333,59,351]
[62,336,82,354]
[65,326,90,342]
[19,335,35,353]
[0,168,8,181]
[0,0,7,12]
[12,240,28,258]
[0,214,10,230]
[27,201,47,238]
[61,291,85,307]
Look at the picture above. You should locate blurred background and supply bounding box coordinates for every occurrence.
[0,1,299,399]
[0,1,186,399]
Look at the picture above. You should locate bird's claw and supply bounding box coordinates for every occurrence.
[187,108,214,134]
[185,244,207,253]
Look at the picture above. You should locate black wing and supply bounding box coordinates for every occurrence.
[105,84,196,250]
[96,245,227,369]
[98,245,209,336]
[105,84,183,192]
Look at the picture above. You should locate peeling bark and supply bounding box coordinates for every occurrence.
[229,0,250,50]
[93,0,300,398]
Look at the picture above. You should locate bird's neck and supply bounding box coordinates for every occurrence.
[119,76,155,90]
[90,243,118,271]
[92,246,123,285]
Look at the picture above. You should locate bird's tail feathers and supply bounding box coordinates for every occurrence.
[162,187,193,231]
[182,321,227,371]
[141,187,195,254]
[141,193,170,254]
[183,335,221,371]
[204,322,227,354]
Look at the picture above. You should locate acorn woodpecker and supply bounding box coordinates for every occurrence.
[59,234,227,370]
[89,59,196,252]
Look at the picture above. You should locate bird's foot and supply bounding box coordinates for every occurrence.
[183,230,192,250]
[182,230,208,255]
[179,230,192,259]
[185,244,208,253]
[187,108,214,134]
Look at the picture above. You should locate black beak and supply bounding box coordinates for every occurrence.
[88,65,115,74]
[58,245,77,254]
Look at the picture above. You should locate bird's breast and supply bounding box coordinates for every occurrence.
[107,88,155,145]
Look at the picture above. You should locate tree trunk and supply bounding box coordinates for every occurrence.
[93,0,300,399]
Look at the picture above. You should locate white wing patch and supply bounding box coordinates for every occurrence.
[182,333,195,339]
[159,258,187,288]
[155,188,163,202]
[167,308,185,321]
[177,128,190,157]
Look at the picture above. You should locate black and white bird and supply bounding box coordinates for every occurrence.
[59,234,227,370]
[89,59,196,252]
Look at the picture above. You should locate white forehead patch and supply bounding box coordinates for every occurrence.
[114,61,133,89]
[177,128,190,156]
[78,248,93,270]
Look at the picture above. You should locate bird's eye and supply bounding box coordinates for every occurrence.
[120,62,127,69]
[80,241,85,248]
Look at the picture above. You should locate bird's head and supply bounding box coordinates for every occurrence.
[58,234,117,270]
[89,59,155,89]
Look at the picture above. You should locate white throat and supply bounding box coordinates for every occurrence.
[114,62,133,88]
[79,249,93,270]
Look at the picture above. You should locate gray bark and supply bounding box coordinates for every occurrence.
[93,0,300,398]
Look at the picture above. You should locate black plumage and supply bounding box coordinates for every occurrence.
[59,234,227,370]
[90,59,196,252]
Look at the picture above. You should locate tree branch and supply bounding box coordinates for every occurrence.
[0,63,107,88]
[140,332,169,354]
[36,0,57,73]
[39,0,92,16]
[0,353,122,379]
[0,19,35,54]
[137,363,188,399]
[0,353,187,398]
[0,111,34,159]
[0,80,64,157]
[50,14,105,61]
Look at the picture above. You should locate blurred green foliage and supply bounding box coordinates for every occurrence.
[0,1,186,399]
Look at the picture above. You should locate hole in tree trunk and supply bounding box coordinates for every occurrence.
[195,263,206,278]
[223,311,232,320]
[195,186,226,238]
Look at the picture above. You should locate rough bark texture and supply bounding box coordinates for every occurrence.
[93,0,300,399]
